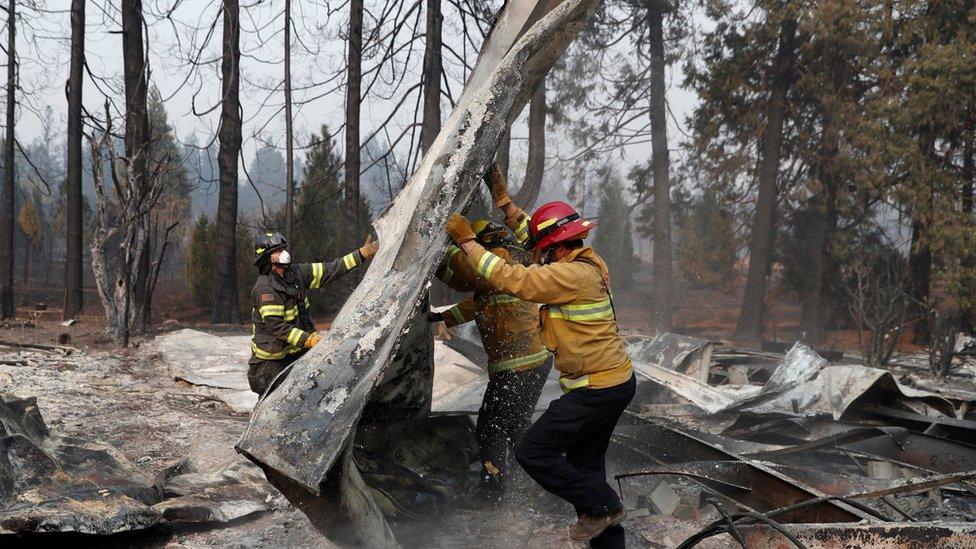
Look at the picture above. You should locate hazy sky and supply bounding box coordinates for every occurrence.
[10,1,699,183]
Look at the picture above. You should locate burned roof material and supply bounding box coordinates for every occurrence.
[0,393,275,536]
[613,332,976,547]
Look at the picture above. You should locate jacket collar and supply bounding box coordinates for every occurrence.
[560,246,597,265]
[268,266,299,294]
[559,246,609,276]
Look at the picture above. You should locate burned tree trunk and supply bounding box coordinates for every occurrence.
[211,0,243,324]
[734,16,797,342]
[284,0,294,241]
[648,1,672,332]
[908,138,936,343]
[121,0,151,333]
[797,190,838,346]
[963,133,974,215]
[908,213,932,339]
[1,0,16,319]
[344,0,363,250]
[512,79,546,210]
[63,0,86,319]
[88,109,161,345]
[420,0,442,153]
[21,239,29,285]
[798,103,841,346]
[422,0,447,306]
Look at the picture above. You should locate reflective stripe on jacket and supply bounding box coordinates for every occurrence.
[461,242,632,391]
[249,249,364,364]
[437,245,549,375]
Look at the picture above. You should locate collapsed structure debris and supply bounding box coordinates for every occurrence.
[0,393,275,535]
[614,332,976,547]
[6,319,976,547]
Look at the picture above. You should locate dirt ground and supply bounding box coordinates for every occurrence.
[0,319,738,548]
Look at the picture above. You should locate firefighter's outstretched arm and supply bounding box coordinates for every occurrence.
[435,245,477,293]
[484,164,530,245]
[442,297,477,327]
[302,234,379,290]
[436,243,500,295]
[445,213,580,305]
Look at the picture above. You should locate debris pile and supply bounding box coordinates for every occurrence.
[614,334,976,547]
[0,392,275,536]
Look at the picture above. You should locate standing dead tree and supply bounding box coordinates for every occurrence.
[283,0,295,241]
[63,0,86,319]
[87,105,165,346]
[844,254,910,368]
[344,0,364,252]
[1,0,16,318]
[647,0,672,332]
[121,0,153,334]
[212,0,243,324]
[733,13,797,342]
[420,0,441,154]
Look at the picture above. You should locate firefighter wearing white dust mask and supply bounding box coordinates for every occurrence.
[247,231,378,396]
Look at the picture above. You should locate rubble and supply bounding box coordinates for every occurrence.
[6,317,976,546]
[442,322,489,369]
[627,332,714,382]
[614,332,976,547]
[759,341,827,394]
[737,522,976,549]
[0,392,274,535]
[649,481,681,516]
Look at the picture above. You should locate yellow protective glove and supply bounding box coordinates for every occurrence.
[305,332,322,349]
[483,164,511,207]
[359,234,379,261]
[445,214,476,245]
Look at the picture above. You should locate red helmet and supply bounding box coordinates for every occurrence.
[527,201,595,250]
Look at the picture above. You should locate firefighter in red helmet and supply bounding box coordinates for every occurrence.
[442,165,634,547]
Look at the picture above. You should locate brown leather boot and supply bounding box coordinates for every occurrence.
[569,507,627,541]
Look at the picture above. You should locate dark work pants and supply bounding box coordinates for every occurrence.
[247,352,301,395]
[477,357,552,477]
[515,374,635,549]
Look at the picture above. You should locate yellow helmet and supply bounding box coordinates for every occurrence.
[471,219,509,245]
[472,219,492,236]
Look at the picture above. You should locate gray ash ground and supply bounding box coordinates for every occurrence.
[0,321,733,548]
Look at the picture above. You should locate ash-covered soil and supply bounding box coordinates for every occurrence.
[0,320,734,548]
[0,321,325,548]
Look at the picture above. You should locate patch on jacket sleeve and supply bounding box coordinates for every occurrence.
[261,293,276,303]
